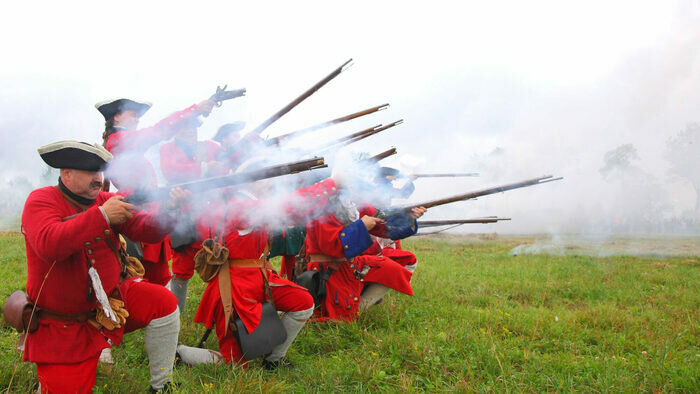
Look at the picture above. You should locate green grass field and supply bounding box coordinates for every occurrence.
[1,232,698,392]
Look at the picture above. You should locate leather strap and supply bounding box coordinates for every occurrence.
[218,260,235,335]
[229,259,265,268]
[38,309,96,323]
[308,254,347,263]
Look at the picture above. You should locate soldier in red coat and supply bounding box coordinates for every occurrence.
[192,161,342,369]
[21,141,219,393]
[303,191,426,321]
[96,97,216,287]
[159,118,227,314]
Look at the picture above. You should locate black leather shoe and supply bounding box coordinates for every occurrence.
[149,381,179,393]
[262,357,294,371]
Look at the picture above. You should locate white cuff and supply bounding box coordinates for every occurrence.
[98,206,111,225]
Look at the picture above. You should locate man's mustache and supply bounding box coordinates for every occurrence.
[90,181,103,188]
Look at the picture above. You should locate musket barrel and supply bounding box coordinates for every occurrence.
[401,175,561,210]
[124,157,326,205]
[268,103,389,145]
[412,173,480,178]
[367,147,397,162]
[250,59,353,136]
[418,218,511,227]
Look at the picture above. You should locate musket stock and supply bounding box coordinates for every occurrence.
[125,157,327,205]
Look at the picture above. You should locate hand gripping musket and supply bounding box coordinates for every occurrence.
[249,59,353,137]
[367,147,397,162]
[377,175,563,218]
[124,157,327,205]
[266,103,390,146]
[418,217,511,227]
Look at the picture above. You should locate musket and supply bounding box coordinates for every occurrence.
[249,59,353,136]
[203,85,246,117]
[411,173,479,178]
[312,124,382,152]
[125,157,327,205]
[378,175,563,217]
[266,103,390,146]
[318,119,404,153]
[418,218,511,227]
[367,147,397,162]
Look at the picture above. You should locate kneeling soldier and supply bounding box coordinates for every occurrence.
[17,141,204,392]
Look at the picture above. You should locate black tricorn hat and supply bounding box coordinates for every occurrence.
[38,140,113,171]
[213,121,247,143]
[94,98,152,120]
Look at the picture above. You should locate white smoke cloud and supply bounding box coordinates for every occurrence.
[1,1,699,236]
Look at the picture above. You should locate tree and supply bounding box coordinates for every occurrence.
[666,123,700,214]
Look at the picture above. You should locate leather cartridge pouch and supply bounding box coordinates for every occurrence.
[194,238,230,282]
[233,302,287,361]
[3,291,39,333]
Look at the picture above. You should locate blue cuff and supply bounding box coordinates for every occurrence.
[339,219,373,259]
[386,215,418,240]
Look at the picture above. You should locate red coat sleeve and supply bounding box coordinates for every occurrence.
[159,142,203,184]
[306,214,348,258]
[105,104,199,154]
[21,189,112,263]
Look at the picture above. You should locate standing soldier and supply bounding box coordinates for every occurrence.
[96,97,216,287]
[16,141,201,392]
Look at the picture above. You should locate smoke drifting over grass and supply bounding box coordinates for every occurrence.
[1,2,699,236]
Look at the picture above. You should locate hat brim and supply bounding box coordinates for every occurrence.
[38,141,113,171]
[95,98,151,120]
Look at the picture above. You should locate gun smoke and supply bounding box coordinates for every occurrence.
[0,2,698,249]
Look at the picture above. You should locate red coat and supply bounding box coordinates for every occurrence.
[159,140,223,185]
[21,186,175,364]
[305,205,413,321]
[105,104,198,191]
[194,179,338,334]
[104,105,198,284]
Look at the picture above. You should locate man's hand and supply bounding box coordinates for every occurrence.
[408,206,427,219]
[166,187,191,210]
[196,99,216,116]
[361,215,384,231]
[102,196,135,225]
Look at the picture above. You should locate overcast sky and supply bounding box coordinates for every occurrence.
[1,1,699,234]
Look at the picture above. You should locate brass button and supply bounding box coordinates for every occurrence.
[344,245,349,249]
[354,297,358,302]
[84,242,91,247]
[387,226,392,230]
[331,187,336,191]
[87,249,93,255]
[95,237,101,241]
[104,229,111,235]
[340,232,345,237]
[91,259,96,264]
[323,191,328,195]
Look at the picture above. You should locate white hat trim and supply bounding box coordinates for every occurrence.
[38,140,113,163]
